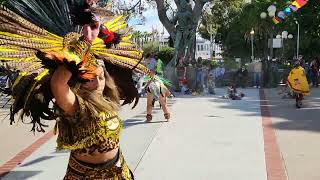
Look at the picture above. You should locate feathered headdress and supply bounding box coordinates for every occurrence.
[0,0,153,132]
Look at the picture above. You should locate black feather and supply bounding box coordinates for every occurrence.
[104,62,139,109]
[3,0,79,36]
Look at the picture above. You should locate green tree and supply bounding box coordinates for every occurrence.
[142,41,159,56]
[200,0,320,61]
[157,47,175,65]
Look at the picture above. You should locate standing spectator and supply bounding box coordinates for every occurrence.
[215,64,225,87]
[310,60,319,87]
[221,65,225,77]
[145,54,157,73]
[202,64,209,93]
[215,65,221,78]
[316,57,320,71]
[196,57,203,93]
[304,62,311,84]
[208,64,216,94]
[237,66,248,88]
[252,60,262,88]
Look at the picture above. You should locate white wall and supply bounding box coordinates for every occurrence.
[195,37,223,61]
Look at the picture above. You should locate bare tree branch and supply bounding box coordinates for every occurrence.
[193,0,208,23]
[174,0,180,9]
[117,0,143,13]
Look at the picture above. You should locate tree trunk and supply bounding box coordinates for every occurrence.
[156,0,206,61]
[155,0,176,39]
[156,0,208,89]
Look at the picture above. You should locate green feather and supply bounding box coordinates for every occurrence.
[144,74,172,87]
[156,59,164,75]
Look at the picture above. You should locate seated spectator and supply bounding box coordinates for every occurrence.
[181,78,191,95]
[225,85,245,100]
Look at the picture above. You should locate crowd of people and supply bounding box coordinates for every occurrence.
[306,58,320,88]
[194,57,225,95]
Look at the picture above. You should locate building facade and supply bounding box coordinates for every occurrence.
[195,37,223,61]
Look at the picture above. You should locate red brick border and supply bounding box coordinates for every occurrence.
[259,89,287,180]
[0,130,54,178]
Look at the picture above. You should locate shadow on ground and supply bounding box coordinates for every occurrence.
[204,87,320,133]
[265,88,320,132]
[20,156,55,167]
[122,98,176,129]
[1,171,42,179]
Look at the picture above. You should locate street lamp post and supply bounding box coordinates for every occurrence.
[288,34,295,60]
[207,24,216,61]
[281,31,288,58]
[276,31,293,62]
[250,29,255,62]
[260,5,277,87]
[295,20,300,58]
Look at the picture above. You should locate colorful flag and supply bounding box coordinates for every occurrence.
[289,4,299,11]
[295,0,308,8]
[273,0,308,24]
[272,17,280,24]
[284,7,292,16]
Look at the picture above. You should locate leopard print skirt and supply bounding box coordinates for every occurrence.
[63,150,134,180]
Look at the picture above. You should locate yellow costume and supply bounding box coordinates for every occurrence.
[56,95,133,179]
[287,66,310,96]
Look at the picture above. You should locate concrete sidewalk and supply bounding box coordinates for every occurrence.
[265,87,320,180]
[2,88,268,180]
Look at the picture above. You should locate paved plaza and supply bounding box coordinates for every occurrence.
[0,88,320,180]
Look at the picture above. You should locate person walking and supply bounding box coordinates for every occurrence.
[144,76,171,122]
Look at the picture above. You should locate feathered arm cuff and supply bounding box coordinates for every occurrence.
[37,35,97,81]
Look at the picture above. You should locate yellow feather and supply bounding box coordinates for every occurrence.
[23,57,37,62]
[109,24,127,32]
[0,31,23,38]
[42,47,64,51]
[122,34,132,41]
[119,42,133,46]
[105,15,124,28]
[0,47,17,52]
[93,48,142,57]
[30,37,62,44]
[92,38,104,44]
[47,32,63,41]
[27,62,42,68]
[0,57,20,61]
[96,52,140,63]
[12,72,28,89]
[108,21,126,30]
[35,69,49,81]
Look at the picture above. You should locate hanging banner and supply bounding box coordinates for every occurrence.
[273,0,308,24]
